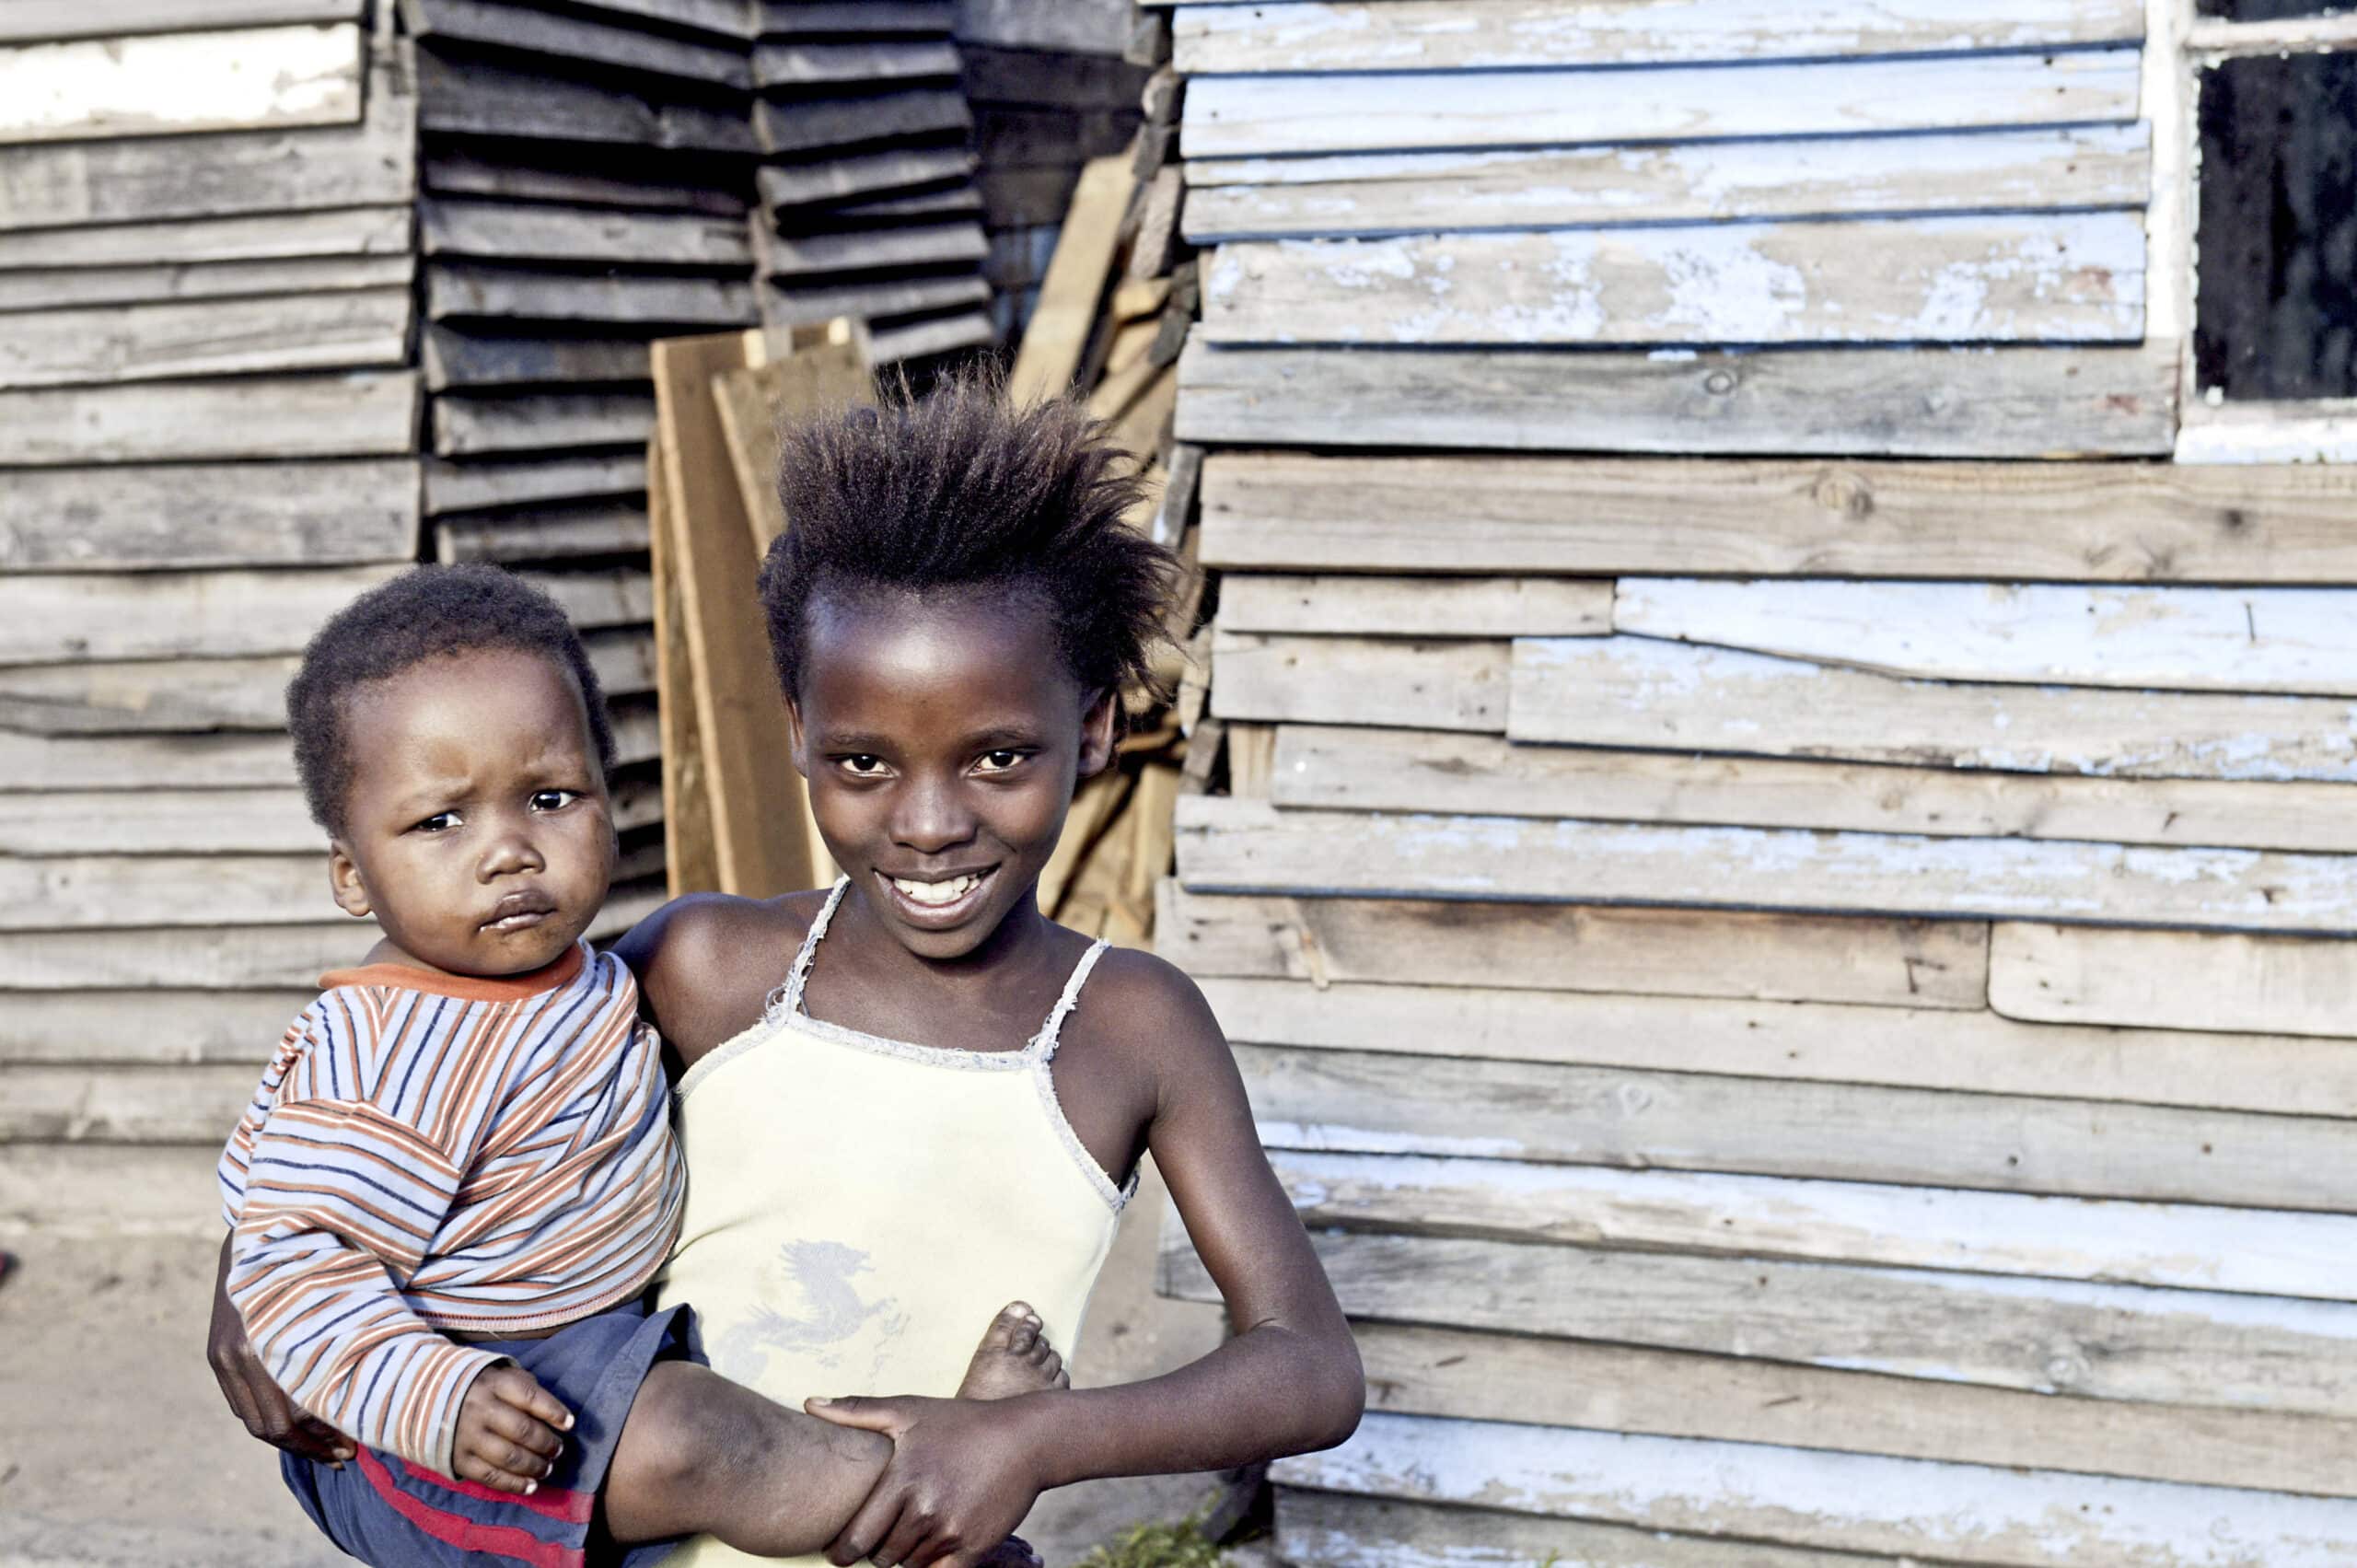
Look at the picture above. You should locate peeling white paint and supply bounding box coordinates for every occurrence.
[0,24,361,145]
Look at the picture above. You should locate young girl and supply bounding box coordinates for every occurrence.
[616,382,1364,1568]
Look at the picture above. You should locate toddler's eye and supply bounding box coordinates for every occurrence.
[530,789,581,812]
[413,810,461,833]
[975,749,1024,772]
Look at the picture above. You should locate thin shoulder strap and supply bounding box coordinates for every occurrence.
[769,877,850,1018]
[1033,938,1111,1062]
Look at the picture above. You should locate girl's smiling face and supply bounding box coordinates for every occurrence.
[789,584,1115,960]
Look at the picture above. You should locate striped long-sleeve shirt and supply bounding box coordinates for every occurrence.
[216,942,684,1480]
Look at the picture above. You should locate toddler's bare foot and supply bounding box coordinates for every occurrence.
[955,1301,1070,1401]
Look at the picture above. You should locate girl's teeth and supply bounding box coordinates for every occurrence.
[893,873,979,906]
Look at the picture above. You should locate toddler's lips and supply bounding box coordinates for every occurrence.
[483,892,559,932]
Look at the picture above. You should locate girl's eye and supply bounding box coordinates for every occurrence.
[530,789,581,812]
[975,749,1025,773]
[841,755,887,776]
[413,810,461,834]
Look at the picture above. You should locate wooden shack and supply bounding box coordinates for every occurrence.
[0,0,1170,1236]
[1153,1,2357,1562]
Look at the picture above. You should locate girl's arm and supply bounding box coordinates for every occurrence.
[807,962,1364,1567]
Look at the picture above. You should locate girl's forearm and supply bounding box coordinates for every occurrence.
[1010,1320,1364,1490]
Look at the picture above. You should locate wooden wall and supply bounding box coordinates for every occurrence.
[1153,0,2357,1561]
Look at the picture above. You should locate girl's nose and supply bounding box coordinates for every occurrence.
[890,776,976,853]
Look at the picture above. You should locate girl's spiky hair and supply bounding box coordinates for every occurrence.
[758,370,1183,705]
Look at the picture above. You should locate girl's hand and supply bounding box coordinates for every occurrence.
[207,1235,355,1468]
[805,1394,1046,1568]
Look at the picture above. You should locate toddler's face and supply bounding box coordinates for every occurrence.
[790,586,1114,962]
[328,648,616,978]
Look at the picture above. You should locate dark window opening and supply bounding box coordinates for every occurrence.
[2196,1,2350,18]
[2194,51,2357,400]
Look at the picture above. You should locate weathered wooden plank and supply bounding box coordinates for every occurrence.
[401,0,751,88]
[1274,1493,1873,1568]
[1182,48,2144,159]
[1516,634,2357,781]
[1339,1320,2357,1498]
[1188,122,2153,241]
[567,0,751,40]
[421,199,750,267]
[0,855,338,931]
[761,1,953,37]
[758,221,987,277]
[863,309,993,365]
[415,51,757,153]
[424,451,644,515]
[1198,450,2357,583]
[1210,1184,2357,1412]
[0,730,295,791]
[435,505,648,564]
[1202,971,2357,1119]
[1159,884,1986,1008]
[1619,578,2357,697]
[1216,576,1608,638]
[1175,341,2178,458]
[0,564,399,665]
[0,204,409,270]
[0,1063,258,1143]
[1010,155,1135,401]
[754,40,960,84]
[0,1,358,44]
[1209,631,1506,731]
[425,265,756,327]
[960,44,1147,110]
[1205,214,2147,347]
[1275,1413,2357,1567]
[423,327,650,391]
[0,371,418,465]
[426,152,747,217]
[1221,1149,2357,1305]
[0,789,315,856]
[433,392,656,457]
[0,988,311,1063]
[1273,726,2357,855]
[1176,0,2142,75]
[648,431,717,897]
[1179,795,2357,935]
[0,23,361,146]
[0,251,412,312]
[761,273,990,327]
[1992,922,2357,1040]
[755,147,976,211]
[653,330,818,898]
[751,90,971,157]
[0,886,660,988]
[0,60,412,231]
[0,288,410,389]
[1235,1040,2357,1209]
[0,633,638,736]
[0,459,416,571]
[954,0,1132,54]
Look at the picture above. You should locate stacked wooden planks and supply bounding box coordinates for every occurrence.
[955,0,1152,342]
[747,1,993,366]
[405,0,766,944]
[1154,0,2357,1561]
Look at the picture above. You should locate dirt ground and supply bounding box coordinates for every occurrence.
[0,1160,1228,1568]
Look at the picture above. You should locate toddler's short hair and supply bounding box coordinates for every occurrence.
[286,564,616,834]
[758,373,1181,704]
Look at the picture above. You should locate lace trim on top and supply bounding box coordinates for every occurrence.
[727,877,1129,1209]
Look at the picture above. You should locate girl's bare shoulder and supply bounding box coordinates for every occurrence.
[612,888,832,1061]
[1064,946,1229,1068]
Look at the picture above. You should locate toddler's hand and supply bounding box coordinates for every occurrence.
[454,1365,574,1493]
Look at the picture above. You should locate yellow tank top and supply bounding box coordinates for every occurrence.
[654,880,1132,1568]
